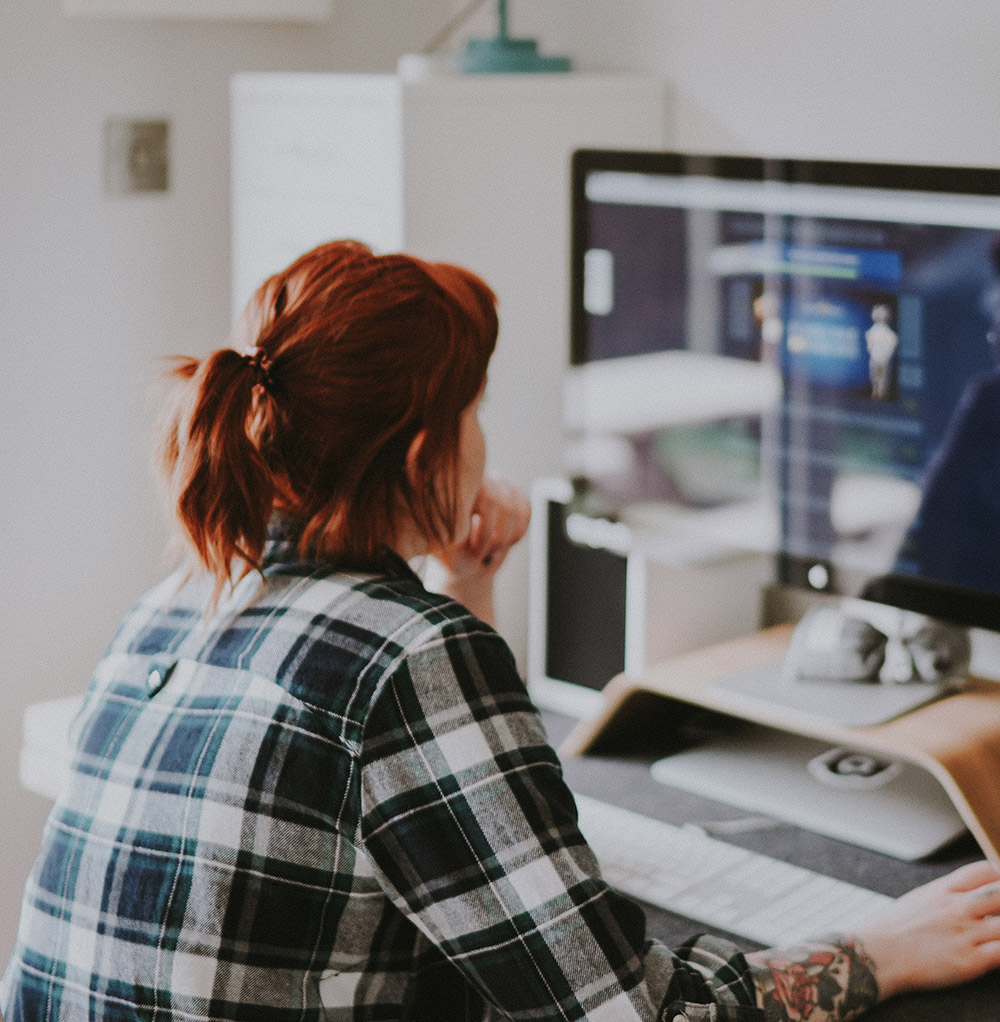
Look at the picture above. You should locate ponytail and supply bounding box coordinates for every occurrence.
[159,348,278,596]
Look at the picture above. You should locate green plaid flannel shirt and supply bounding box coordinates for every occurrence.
[2,523,764,1021]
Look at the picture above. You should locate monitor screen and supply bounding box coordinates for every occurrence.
[568,149,1000,632]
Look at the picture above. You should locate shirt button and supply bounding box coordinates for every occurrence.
[671,1015,688,1022]
[146,659,176,696]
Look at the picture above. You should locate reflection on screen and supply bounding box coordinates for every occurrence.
[568,157,1000,611]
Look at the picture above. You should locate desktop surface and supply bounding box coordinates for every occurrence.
[543,708,1000,1021]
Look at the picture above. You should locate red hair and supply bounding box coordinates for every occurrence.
[159,239,498,588]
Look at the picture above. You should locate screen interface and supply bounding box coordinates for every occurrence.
[569,156,1000,619]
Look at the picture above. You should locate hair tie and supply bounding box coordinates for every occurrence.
[239,345,275,392]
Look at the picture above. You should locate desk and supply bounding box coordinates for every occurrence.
[545,705,1000,1021]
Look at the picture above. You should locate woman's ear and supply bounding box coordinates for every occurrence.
[405,429,428,489]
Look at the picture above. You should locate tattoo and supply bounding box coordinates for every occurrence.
[747,937,878,1021]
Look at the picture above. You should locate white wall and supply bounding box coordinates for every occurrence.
[470,0,1000,166]
[0,0,450,958]
[5,0,1000,963]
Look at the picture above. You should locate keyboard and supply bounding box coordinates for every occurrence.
[574,793,894,946]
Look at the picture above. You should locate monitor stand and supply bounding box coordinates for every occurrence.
[710,597,972,728]
[679,605,973,856]
[710,658,952,728]
[558,624,1000,867]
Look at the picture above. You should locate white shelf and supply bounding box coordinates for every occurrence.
[231,72,669,659]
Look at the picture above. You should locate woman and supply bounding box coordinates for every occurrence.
[3,239,1000,1022]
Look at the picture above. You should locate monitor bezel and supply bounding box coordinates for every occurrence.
[569,147,1000,633]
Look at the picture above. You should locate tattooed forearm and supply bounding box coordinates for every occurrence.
[746,937,879,1021]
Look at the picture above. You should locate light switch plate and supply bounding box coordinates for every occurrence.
[104,118,170,194]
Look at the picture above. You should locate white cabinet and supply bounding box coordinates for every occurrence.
[230,71,667,659]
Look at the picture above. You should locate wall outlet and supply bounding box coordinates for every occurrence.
[104,118,170,194]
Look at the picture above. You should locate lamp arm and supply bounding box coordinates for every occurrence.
[421,0,495,54]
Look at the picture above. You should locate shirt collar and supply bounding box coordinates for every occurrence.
[261,513,424,585]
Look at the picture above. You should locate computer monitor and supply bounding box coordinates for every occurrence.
[527,476,767,718]
[559,149,1000,857]
[527,477,629,718]
[567,148,1000,645]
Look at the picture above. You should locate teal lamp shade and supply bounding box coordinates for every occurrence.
[459,0,572,73]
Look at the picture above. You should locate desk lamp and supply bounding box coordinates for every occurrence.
[458,0,571,73]
[414,0,572,75]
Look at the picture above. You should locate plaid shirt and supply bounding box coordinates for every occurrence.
[3,524,765,1022]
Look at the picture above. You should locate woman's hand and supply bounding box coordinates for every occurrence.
[748,860,1000,1020]
[855,859,1000,999]
[433,476,530,626]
